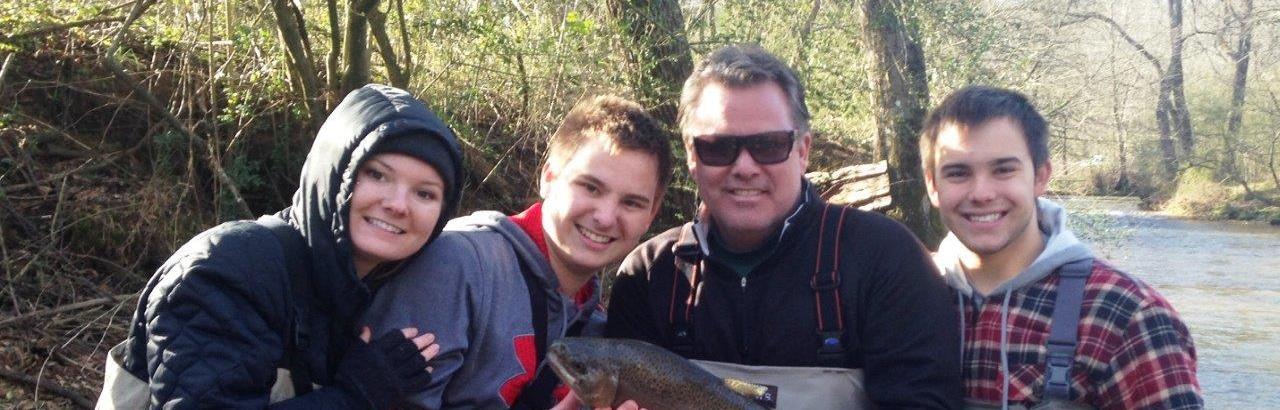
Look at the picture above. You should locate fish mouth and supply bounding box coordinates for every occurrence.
[545,351,579,389]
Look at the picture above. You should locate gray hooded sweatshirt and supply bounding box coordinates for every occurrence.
[363,210,605,409]
[933,198,1093,409]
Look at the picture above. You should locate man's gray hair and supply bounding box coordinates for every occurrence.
[677,44,810,139]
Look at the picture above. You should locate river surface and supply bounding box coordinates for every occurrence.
[1055,196,1280,408]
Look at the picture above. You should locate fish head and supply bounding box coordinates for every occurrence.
[547,338,621,407]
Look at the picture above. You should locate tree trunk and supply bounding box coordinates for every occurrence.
[606,0,694,130]
[1167,0,1195,158]
[1108,65,1130,192]
[1157,86,1180,180]
[368,7,408,88]
[270,0,325,127]
[857,0,943,247]
[1223,0,1254,197]
[395,0,413,78]
[1072,12,1179,180]
[1269,131,1280,188]
[341,0,380,96]
[326,0,342,107]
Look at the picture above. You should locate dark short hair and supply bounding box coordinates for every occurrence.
[678,44,810,139]
[546,95,674,191]
[920,85,1049,174]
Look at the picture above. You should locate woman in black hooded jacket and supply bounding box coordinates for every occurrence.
[101,84,464,409]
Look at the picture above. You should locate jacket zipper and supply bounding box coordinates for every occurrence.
[739,275,749,358]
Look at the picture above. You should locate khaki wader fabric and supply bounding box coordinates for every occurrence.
[693,360,870,410]
[96,342,303,409]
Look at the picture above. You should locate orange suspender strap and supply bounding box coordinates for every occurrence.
[813,204,850,367]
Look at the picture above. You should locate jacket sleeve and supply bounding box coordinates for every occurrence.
[853,216,964,409]
[1099,295,1203,409]
[361,235,483,410]
[144,265,289,408]
[604,240,668,346]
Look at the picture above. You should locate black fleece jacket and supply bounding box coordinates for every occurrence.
[606,185,963,409]
[116,84,462,408]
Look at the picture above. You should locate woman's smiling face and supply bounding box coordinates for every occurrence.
[349,153,445,277]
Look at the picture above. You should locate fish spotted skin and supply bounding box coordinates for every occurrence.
[547,337,766,410]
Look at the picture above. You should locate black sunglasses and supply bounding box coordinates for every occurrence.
[691,130,797,166]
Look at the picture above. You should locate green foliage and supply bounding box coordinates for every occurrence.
[910,0,1005,90]
[220,153,264,220]
[564,11,595,36]
[0,2,98,35]
[151,130,185,171]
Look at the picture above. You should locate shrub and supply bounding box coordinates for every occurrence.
[1162,168,1233,218]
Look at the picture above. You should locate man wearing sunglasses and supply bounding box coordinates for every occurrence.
[605,45,962,409]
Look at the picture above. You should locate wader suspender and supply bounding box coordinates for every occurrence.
[1044,258,1093,402]
[667,203,852,366]
[813,204,850,367]
[259,216,316,396]
[512,256,587,410]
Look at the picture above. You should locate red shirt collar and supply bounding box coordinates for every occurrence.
[508,203,550,258]
[507,203,597,307]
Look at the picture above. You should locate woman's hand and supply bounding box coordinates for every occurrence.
[335,326,441,409]
[358,326,440,372]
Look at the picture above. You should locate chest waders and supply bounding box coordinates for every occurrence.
[668,204,871,410]
[964,259,1094,410]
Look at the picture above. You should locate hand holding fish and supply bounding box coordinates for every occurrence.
[551,391,645,410]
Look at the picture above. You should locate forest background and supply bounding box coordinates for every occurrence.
[2,0,1279,407]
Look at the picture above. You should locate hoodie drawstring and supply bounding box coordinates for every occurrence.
[957,288,966,361]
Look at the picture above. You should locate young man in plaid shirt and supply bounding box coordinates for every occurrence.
[920,86,1202,409]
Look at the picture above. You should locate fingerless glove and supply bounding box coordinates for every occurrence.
[335,331,433,409]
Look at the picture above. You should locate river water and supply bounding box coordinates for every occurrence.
[1055,196,1280,408]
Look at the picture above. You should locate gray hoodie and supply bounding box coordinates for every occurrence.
[933,198,1093,409]
[363,210,604,409]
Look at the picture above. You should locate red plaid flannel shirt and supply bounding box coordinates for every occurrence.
[959,260,1202,409]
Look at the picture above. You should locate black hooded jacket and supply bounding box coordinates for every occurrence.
[117,84,462,408]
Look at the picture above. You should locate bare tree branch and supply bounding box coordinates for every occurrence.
[103,0,255,218]
[0,53,13,93]
[1066,12,1164,74]
[0,366,93,409]
[4,16,126,41]
[0,294,136,329]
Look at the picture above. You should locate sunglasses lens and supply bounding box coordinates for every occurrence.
[693,138,739,166]
[693,131,794,166]
[744,131,794,165]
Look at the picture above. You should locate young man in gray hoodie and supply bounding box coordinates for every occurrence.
[921,85,1202,409]
[362,95,672,409]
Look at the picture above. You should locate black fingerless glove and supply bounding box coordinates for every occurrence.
[335,331,433,409]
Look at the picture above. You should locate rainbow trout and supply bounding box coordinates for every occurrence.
[547,337,767,410]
